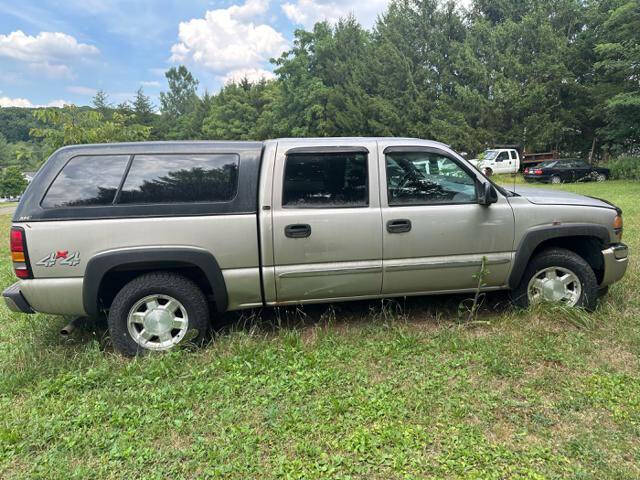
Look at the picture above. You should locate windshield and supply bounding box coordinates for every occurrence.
[483,150,499,161]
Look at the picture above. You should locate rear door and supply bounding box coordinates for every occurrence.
[379,143,515,295]
[271,141,383,303]
[572,160,592,182]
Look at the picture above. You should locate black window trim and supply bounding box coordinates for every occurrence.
[40,152,242,210]
[285,146,369,155]
[383,145,483,208]
[282,149,370,210]
[112,154,134,204]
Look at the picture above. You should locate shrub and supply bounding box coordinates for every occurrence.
[606,155,640,180]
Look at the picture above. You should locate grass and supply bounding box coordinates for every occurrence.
[1,179,639,479]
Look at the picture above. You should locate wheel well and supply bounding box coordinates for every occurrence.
[97,264,214,312]
[531,236,605,283]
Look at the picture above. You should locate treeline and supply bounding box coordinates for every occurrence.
[1,0,639,170]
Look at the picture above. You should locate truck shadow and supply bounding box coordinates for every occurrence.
[213,291,514,336]
[60,291,515,352]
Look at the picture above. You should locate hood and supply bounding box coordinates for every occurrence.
[507,186,619,211]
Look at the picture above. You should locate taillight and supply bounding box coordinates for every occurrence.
[533,169,543,175]
[524,168,529,174]
[10,227,32,279]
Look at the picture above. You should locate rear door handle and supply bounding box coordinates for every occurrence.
[386,219,412,234]
[285,224,311,238]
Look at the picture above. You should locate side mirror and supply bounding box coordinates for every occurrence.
[478,182,498,206]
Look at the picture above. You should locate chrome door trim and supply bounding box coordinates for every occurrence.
[278,262,383,279]
[384,253,512,273]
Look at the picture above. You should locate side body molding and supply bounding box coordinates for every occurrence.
[508,223,610,289]
[83,247,228,316]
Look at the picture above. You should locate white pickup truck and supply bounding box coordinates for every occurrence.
[470,148,521,175]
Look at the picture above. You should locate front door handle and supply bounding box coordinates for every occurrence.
[285,224,312,238]
[387,219,412,234]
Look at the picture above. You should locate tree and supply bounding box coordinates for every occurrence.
[91,90,112,117]
[0,166,28,197]
[203,80,278,140]
[159,66,199,118]
[132,87,156,126]
[30,105,151,155]
[0,133,10,167]
[591,0,640,153]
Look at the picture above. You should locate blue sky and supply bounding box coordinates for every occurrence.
[0,0,396,109]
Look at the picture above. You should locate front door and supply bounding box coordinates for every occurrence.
[380,145,515,295]
[271,141,383,303]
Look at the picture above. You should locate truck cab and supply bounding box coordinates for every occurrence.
[472,148,520,176]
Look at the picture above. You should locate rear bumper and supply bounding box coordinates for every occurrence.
[3,282,35,314]
[601,243,629,287]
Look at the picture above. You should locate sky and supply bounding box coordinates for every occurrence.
[0,0,468,109]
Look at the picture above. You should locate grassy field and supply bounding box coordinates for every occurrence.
[1,180,639,479]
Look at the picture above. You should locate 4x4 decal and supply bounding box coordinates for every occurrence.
[36,250,81,267]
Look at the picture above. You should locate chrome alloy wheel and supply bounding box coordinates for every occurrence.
[527,267,582,307]
[127,294,189,351]
[551,176,562,184]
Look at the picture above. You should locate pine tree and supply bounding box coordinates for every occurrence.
[91,90,112,118]
[132,87,155,126]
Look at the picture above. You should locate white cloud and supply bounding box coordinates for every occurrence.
[140,80,161,88]
[282,0,390,29]
[0,30,99,63]
[67,86,98,96]
[222,67,276,84]
[170,0,287,78]
[0,30,98,79]
[0,96,70,108]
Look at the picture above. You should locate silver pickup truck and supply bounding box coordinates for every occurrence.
[3,138,628,355]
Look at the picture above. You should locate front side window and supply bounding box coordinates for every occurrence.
[386,152,477,206]
[282,152,368,208]
[496,151,509,162]
[42,155,130,208]
[118,154,239,204]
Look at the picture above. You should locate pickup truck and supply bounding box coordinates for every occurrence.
[469,148,520,175]
[3,138,629,355]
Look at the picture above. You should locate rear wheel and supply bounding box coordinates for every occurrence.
[550,175,562,184]
[596,173,607,182]
[511,248,598,311]
[108,272,210,356]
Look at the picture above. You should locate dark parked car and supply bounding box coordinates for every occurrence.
[524,159,609,184]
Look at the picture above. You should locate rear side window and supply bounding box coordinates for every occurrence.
[118,154,239,204]
[42,155,130,208]
[283,152,368,208]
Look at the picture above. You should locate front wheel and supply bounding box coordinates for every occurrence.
[550,175,562,184]
[108,272,210,356]
[596,173,607,182]
[511,248,599,311]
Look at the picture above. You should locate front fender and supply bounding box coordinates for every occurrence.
[508,223,610,289]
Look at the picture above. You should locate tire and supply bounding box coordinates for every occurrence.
[108,271,210,356]
[550,175,562,184]
[511,248,599,312]
[596,173,607,182]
